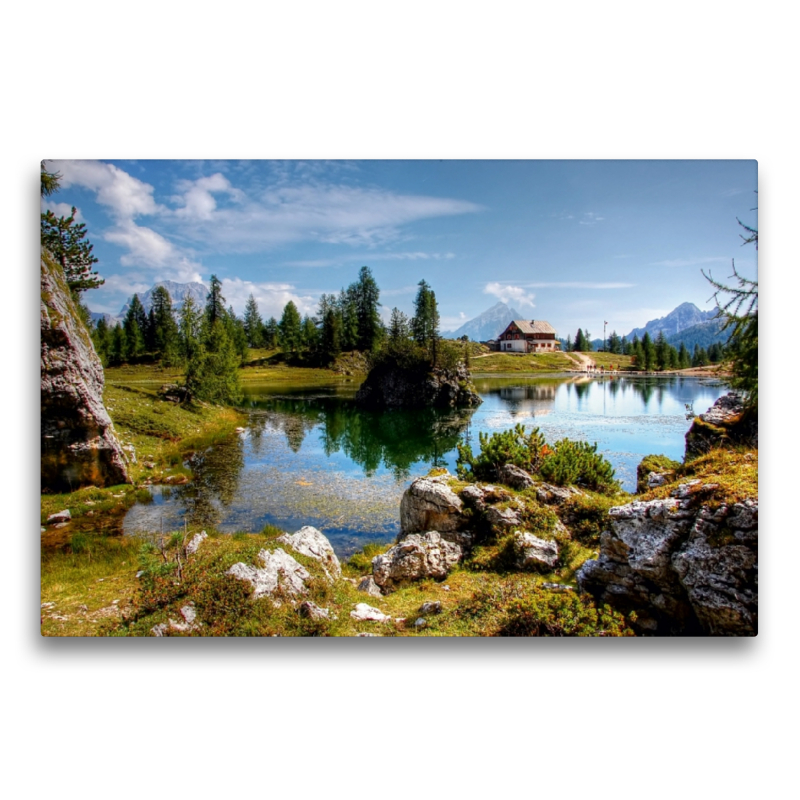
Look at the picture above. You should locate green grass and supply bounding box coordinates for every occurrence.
[471,351,576,374]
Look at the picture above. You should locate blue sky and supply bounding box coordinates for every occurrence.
[43,159,757,339]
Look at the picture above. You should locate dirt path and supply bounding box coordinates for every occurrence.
[565,351,596,370]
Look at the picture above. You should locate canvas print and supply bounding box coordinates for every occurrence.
[40,159,758,637]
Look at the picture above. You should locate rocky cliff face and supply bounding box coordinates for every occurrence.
[355,360,482,410]
[576,393,758,636]
[576,484,757,635]
[41,252,130,491]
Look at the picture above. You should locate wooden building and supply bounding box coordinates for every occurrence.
[497,320,560,353]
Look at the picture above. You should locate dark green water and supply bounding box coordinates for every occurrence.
[123,374,729,557]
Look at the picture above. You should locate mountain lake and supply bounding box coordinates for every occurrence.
[123,374,731,558]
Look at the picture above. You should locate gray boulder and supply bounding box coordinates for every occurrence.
[497,464,535,490]
[299,601,330,620]
[513,531,559,570]
[350,603,391,622]
[357,575,384,597]
[277,526,341,581]
[227,548,311,602]
[372,532,462,592]
[400,474,465,535]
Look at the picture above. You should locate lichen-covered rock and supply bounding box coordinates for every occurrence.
[372,532,462,592]
[227,548,311,602]
[496,464,535,490]
[400,474,465,534]
[535,483,584,506]
[513,531,559,570]
[355,360,482,410]
[186,531,208,555]
[577,484,758,635]
[485,504,522,533]
[299,601,330,620]
[685,392,757,458]
[350,603,391,622]
[41,252,130,490]
[276,526,341,580]
[357,575,384,597]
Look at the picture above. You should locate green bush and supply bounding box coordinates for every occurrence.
[457,423,546,481]
[539,439,620,494]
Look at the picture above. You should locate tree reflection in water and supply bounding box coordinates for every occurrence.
[254,396,474,479]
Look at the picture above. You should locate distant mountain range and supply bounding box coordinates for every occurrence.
[445,299,729,352]
[442,302,523,341]
[91,280,208,326]
[585,302,728,350]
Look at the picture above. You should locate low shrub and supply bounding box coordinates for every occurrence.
[539,439,620,494]
[456,423,546,481]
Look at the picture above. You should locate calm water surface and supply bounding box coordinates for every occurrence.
[124,375,729,557]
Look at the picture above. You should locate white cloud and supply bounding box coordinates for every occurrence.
[173,173,244,220]
[170,183,481,251]
[519,281,635,289]
[484,282,536,309]
[221,277,317,319]
[579,212,605,226]
[41,201,82,221]
[650,257,727,268]
[50,160,160,219]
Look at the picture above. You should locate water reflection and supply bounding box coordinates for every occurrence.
[251,395,474,479]
[124,375,730,557]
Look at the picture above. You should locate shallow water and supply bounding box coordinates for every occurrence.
[123,374,730,557]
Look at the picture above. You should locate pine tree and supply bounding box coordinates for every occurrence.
[123,295,147,359]
[226,305,249,362]
[411,279,440,360]
[621,335,630,355]
[205,274,226,327]
[351,266,382,352]
[41,207,104,296]
[574,329,585,351]
[243,294,264,348]
[109,324,127,366]
[179,294,203,365]
[186,321,242,404]
[41,160,62,198]
[150,285,180,364]
[338,288,358,351]
[320,307,342,363]
[642,332,655,370]
[301,315,319,354]
[703,207,758,408]
[279,301,303,353]
[264,317,280,350]
[678,342,690,369]
[655,330,668,370]
[91,317,111,366]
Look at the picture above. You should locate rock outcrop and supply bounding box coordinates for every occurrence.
[513,531,560,570]
[372,532,462,592]
[355,360,482,410]
[277,525,342,580]
[227,548,312,602]
[400,474,466,535]
[577,483,758,635]
[41,252,130,490]
[685,392,757,458]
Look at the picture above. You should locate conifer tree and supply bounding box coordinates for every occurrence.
[678,342,690,369]
[41,207,104,296]
[123,295,147,359]
[411,279,440,360]
[279,300,303,353]
[205,275,226,327]
[150,285,180,364]
[264,317,280,350]
[179,294,203,365]
[320,307,342,363]
[351,266,382,352]
[243,294,264,348]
